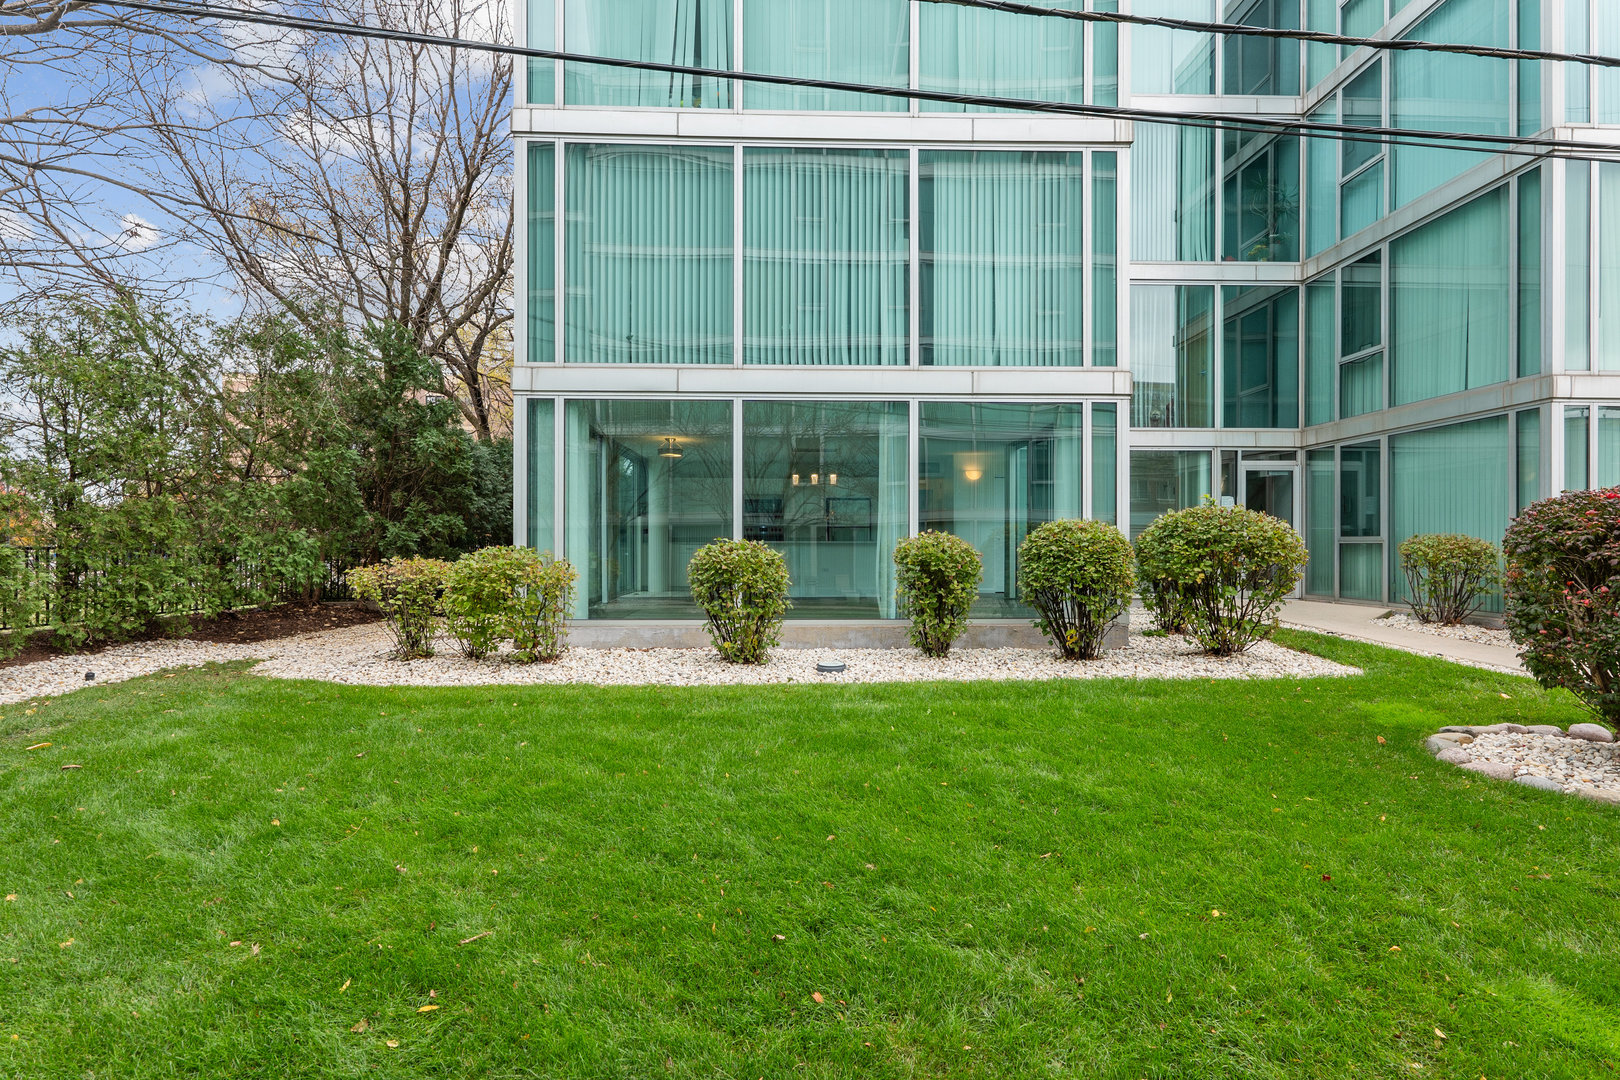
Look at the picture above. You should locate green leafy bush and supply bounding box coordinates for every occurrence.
[893,531,983,658]
[1016,520,1135,660]
[0,544,42,660]
[1398,533,1500,625]
[510,552,578,663]
[442,547,532,659]
[1133,502,1308,656]
[687,539,791,665]
[348,556,450,659]
[1133,526,1195,634]
[1503,487,1620,725]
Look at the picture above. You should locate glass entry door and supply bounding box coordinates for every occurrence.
[1240,464,1301,598]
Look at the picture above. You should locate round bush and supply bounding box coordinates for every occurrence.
[1503,487,1620,726]
[443,547,530,659]
[893,531,983,658]
[1016,520,1135,660]
[1398,533,1500,626]
[687,539,790,665]
[1133,526,1194,634]
[511,552,578,663]
[348,556,450,659]
[1134,503,1308,656]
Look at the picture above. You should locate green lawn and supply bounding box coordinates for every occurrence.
[2,632,1617,1079]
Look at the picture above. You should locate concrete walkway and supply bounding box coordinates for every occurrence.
[1279,599,1526,674]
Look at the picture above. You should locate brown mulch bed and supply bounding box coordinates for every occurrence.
[0,602,381,670]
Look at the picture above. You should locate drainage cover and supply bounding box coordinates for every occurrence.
[815,660,847,674]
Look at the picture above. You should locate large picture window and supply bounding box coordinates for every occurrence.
[919,0,1085,111]
[565,0,733,107]
[742,0,909,111]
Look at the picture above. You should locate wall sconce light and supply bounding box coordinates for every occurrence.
[658,437,683,459]
[828,473,838,486]
[963,466,983,483]
[792,473,800,486]
[810,472,819,486]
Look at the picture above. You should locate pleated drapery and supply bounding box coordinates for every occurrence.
[744,148,909,366]
[1132,124,1215,262]
[1390,187,1511,406]
[919,0,1084,112]
[1390,415,1511,608]
[565,0,733,107]
[920,151,1085,367]
[565,144,733,365]
[742,0,908,112]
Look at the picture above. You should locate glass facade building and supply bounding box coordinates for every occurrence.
[515,0,1620,621]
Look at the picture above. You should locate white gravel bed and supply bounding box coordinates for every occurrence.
[1373,612,1513,648]
[1,622,1358,701]
[1427,723,1620,804]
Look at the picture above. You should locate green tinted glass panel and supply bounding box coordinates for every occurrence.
[744,0,909,111]
[1339,543,1383,601]
[1565,406,1590,491]
[1131,285,1214,428]
[526,0,554,104]
[1306,449,1334,594]
[1568,161,1591,371]
[1132,0,1214,93]
[1339,353,1383,418]
[1223,0,1298,95]
[920,0,1083,112]
[565,0,733,107]
[1129,450,1211,539]
[527,399,555,551]
[1599,164,1620,371]
[1390,415,1510,609]
[1222,285,1299,429]
[1305,100,1338,256]
[1518,168,1543,377]
[1223,129,1300,262]
[1305,279,1334,425]
[1093,152,1118,367]
[1340,442,1380,537]
[1600,407,1620,487]
[1516,408,1541,514]
[1341,253,1381,355]
[1092,403,1118,524]
[527,143,555,364]
[1132,124,1215,261]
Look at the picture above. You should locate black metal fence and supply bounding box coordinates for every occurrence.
[0,545,352,632]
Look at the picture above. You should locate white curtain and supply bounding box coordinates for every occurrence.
[742,0,908,112]
[565,0,733,107]
[1391,416,1511,607]
[918,0,1084,112]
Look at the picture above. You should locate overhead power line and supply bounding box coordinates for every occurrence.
[925,0,1620,72]
[80,0,1620,165]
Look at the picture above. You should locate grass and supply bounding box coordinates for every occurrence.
[1,631,1618,1078]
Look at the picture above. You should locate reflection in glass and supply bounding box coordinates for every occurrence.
[1390,416,1511,609]
[1341,253,1381,356]
[742,401,909,618]
[1222,285,1299,428]
[1516,409,1541,514]
[1133,0,1214,93]
[1092,403,1118,525]
[1129,450,1211,539]
[564,400,734,618]
[744,148,909,366]
[1565,406,1590,491]
[920,0,1084,112]
[527,399,555,552]
[920,151,1085,367]
[743,0,908,111]
[1305,449,1334,594]
[1305,279,1334,425]
[1093,152,1118,366]
[527,0,554,104]
[920,403,1085,615]
[1223,128,1300,262]
[565,145,733,365]
[1339,442,1380,538]
[1132,124,1215,261]
[565,0,733,107]
[1222,0,1299,95]
[1131,285,1214,428]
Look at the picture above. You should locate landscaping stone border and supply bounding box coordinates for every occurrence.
[1426,723,1620,805]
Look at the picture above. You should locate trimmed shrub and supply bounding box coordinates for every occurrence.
[442,547,534,660]
[894,531,983,658]
[1133,527,1195,634]
[1016,520,1135,660]
[687,539,791,665]
[1503,487,1620,725]
[1398,533,1500,625]
[1134,502,1308,656]
[348,556,450,659]
[510,552,578,663]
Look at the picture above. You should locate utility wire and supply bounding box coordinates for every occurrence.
[925,0,1620,72]
[81,0,1620,165]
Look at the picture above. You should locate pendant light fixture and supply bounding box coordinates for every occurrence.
[658,437,683,460]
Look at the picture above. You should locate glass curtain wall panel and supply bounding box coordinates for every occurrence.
[565,144,733,365]
[744,148,909,366]
[1392,0,1511,208]
[1338,355,1383,419]
[527,399,556,551]
[1129,450,1212,538]
[1222,285,1300,428]
[1518,167,1543,377]
[1093,152,1118,367]
[743,0,909,111]
[1305,279,1334,425]
[1339,254,1382,418]
[1516,408,1541,515]
[741,401,908,618]
[1391,187,1511,405]
[1305,449,1334,594]
[1133,0,1214,93]
[1304,0,1334,88]
[1340,0,1380,43]
[1092,0,1119,106]
[565,0,733,107]
[1131,285,1215,428]
[1565,406,1590,490]
[527,0,554,104]
[1340,62,1384,239]
[1600,2,1620,124]
[1568,0,1591,123]
[1390,416,1511,608]
[527,144,555,364]
[919,151,1085,367]
[1599,164,1620,371]
[1518,0,1541,137]
[1600,407,1620,487]
[564,400,734,619]
[1567,161,1591,371]
[1223,0,1300,94]
[1305,100,1337,257]
[1339,441,1382,601]
[918,403,1085,615]
[1132,124,1215,261]
[1092,403,1118,524]
[1222,128,1300,262]
[919,0,1084,112]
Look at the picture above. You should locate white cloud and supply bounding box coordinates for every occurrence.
[0,210,33,244]
[112,213,160,253]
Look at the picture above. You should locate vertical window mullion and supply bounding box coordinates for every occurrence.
[734,144,744,367]
[910,146,921,367]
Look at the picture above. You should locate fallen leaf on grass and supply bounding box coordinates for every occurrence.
[1377,736,1386,745]
[1434,1028,1447,1040]
[811,992,824,1004]
[418,1005,439,1013]
[58,939,73,948]
[251,943,261,956]
[458,931,492,946]
[60,765,81,771]
[350,1019,369,1033]
[24,743,49,751]
[385,1040,399,1048]
[1389,946,1401,952]
[339,979,351,992]
[270,819,280,827]
[229,941,242,947]
[3,895,14,902]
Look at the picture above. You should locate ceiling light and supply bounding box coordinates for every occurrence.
[658,437,683,459]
